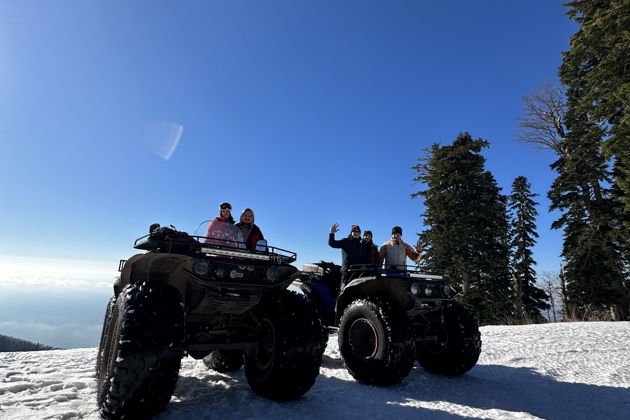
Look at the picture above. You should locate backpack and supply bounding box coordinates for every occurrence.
[148,224,197,253]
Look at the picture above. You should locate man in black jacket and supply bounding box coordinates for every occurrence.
[328,223,365,286]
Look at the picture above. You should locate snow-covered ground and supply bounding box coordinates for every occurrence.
[1,322,628,420]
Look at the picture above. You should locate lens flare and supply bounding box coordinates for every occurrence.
[144,121,184,160]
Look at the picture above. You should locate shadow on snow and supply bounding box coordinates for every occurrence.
[156,360,628,420]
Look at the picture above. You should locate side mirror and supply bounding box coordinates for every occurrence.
[256,239,268,252]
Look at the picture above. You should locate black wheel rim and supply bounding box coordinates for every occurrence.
[254,319,275,370]
[348,318,378,359]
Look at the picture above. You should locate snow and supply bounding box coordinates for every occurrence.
[1,322,628,420]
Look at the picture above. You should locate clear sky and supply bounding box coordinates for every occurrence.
[1,1,578,348]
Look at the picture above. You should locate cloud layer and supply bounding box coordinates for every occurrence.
[0,255,117,289]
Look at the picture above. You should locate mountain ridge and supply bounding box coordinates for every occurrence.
[0,333,57,352]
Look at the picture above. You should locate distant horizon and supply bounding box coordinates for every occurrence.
[0,331,59,351]
[0,287,110,350]
[0,254,114,349]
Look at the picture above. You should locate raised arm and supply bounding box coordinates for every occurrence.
[405,241,423,263]
[328,222,344,248]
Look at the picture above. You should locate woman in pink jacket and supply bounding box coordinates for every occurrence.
[205,202,244,248]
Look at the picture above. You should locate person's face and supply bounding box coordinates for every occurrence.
[391,233,402,241]
[220,207,231,218]
[241,211,253,224]
[363,233,372,242]
[351,229,361,238]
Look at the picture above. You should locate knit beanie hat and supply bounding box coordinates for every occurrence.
[240,208,255,223]
[392,226,402,235]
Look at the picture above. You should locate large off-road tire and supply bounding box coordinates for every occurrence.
[244,290,324,400]
[96,282,185,419]
[95,295,116,379]
[338,299,414,386]
[203,349,244,373]
[415,302,481,376]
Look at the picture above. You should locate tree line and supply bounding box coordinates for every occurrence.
[411,0,629,324]
[0,333,56,352]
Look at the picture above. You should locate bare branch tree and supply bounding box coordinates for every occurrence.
[517,82,570,159]
[541,270,563,322]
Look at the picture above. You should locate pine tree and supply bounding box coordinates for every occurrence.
[0,333,56,352]
[518,84,629,319]
[559,0,630,319]
[530,89,628,320]
[412,133,512,324]
[560,0,630,217]
[507,176,549,322]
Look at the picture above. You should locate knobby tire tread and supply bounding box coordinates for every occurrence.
[338,298,414,386]
[416,302,481,376]
[98,282,184,419]
[244,290,324,400]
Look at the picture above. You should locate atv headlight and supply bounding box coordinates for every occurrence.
[193,259,210,276]
[302,264,324,277]
[410,282,421,295]
[424,284,434,296]
[266,266,279,282]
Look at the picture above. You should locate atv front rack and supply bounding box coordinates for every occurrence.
[347,264,447,280]
[197,238,296,264]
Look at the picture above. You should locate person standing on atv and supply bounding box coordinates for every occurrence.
[209,202,235,225]
[236,208,265,251]
[205,202,244,247]
[328,223,365,285]
[378,226,423,270]
[361,230,379,265]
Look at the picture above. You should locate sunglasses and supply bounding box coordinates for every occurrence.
[220,205,231,210]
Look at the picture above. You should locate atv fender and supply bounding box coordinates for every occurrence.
[120,252,190,299]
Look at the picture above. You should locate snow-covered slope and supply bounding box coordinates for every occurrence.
[1,322,628,420]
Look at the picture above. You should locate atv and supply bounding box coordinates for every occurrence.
[96,224,324,419]
[292,262,481,386]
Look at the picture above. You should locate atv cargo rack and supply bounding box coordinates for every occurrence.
[133,234,296,264]
[197,237,296,264]
[346,264,447,280]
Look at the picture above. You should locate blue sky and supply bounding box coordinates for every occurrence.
[0,1,576,347]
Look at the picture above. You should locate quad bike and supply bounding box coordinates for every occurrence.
[96,223,324,419]
[292,263,481,385]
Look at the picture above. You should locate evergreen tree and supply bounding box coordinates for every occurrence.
[525,85,630,319]
[519,86,628,319]
[548,134,626,318]
[412,133,512,324]
[507,176,549,322]
[560,0,630,219]
[556,0,630,319]
[0,333,56,352]
[520,73,630,319]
